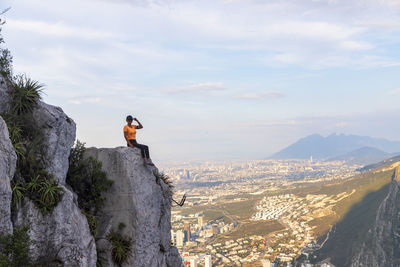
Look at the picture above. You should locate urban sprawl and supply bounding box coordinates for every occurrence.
[160,159,360,267]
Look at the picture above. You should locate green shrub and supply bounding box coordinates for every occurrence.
[0,13,13,79]
[83,212,98,237]
[0,48,12,78]
[107,230,132,265]
[66,140,113,236]
[0,226,32,267]
[1,67,63,215]
[11,176,63,214]
[10,74,43,115]
[34,178,64,214]
[11,181,26,208]
[2,114,24,158]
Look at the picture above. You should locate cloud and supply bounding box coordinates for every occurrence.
[233,91,285,100]
[389,88,400,95]
[165,82,227,95]
[6,19,114,40]
[68,95,102,105]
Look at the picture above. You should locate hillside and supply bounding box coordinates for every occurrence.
[327,146,391,165]
[359,154,400,172]
[271,133,400,160]
[308,164,400,266]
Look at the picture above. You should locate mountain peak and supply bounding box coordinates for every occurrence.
[271,133,400,160]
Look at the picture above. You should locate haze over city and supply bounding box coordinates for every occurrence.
[1,0,400,160]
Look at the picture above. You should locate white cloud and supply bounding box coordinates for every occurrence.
[234,91,285,100]
[68,96,102,105]
[6,19,114,40]
[165,82,226,95]
[389,88,400,95]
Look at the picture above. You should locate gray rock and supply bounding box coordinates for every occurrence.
[86,147,183,267]
[10,101,96,266]
[351,168,400,267]
[0,75,11,114]
[0,115,16,236]
[166,246,185,267]
[0,76,75,186]
[13,186,97,266]
[33,101,76,185]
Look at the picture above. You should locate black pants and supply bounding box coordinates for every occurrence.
[128,139,150,159]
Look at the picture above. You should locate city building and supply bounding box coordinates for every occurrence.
[190,256,198,267]
[198,216,204,228]
[184,221,191,241]
[204,255,212,267]
[176,230,184,248]
[212,224,218,235]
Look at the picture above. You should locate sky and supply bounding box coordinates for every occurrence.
[1,0,400,161]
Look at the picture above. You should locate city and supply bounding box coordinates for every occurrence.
[161,159,361,266]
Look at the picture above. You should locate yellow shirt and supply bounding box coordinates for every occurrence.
[124,125,137,140]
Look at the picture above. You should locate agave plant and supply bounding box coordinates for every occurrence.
[26,175,42,193]
[153,171,174,190]
[11,181,26,207]
[10,74,44,115]
[35,179,63,213]
[107,230,132,265]
[38,179,63,204]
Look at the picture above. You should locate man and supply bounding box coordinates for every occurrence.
[123,115,153,165]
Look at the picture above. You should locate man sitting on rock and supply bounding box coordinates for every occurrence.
[123,115,154,166]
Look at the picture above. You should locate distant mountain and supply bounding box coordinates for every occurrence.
[327,146,391,166]
[271,133,400,160]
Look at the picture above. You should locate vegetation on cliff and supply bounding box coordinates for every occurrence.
[0,226,32,267]
[106,223,132,266]
[66,140,113,236]
[0,17,63,214]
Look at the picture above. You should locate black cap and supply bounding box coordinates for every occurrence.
[126,115,133,121]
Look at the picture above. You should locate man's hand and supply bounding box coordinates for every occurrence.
[134,118,138,122]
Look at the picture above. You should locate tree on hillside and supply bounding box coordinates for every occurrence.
[0,7,13,78]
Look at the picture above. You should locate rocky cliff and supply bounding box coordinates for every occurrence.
[312,165,400,267]
[350,167,400,267]
[1,80,96,265]
[0,115,16,237]
[0,80,182,266]
[86,147,183,267]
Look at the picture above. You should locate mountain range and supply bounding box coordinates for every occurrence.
[271,134,400,164]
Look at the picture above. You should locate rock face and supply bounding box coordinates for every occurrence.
[0,82,96,266]
[0,76,11,114]
[13,187,97,266]
[11,101,97,266]
[0,116,16,236]
[351,167,400,267]
[86,147,183,267]
[33,101,76,185]
[1,75,183,266]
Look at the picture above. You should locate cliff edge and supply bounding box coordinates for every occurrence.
[86,147,183,267]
